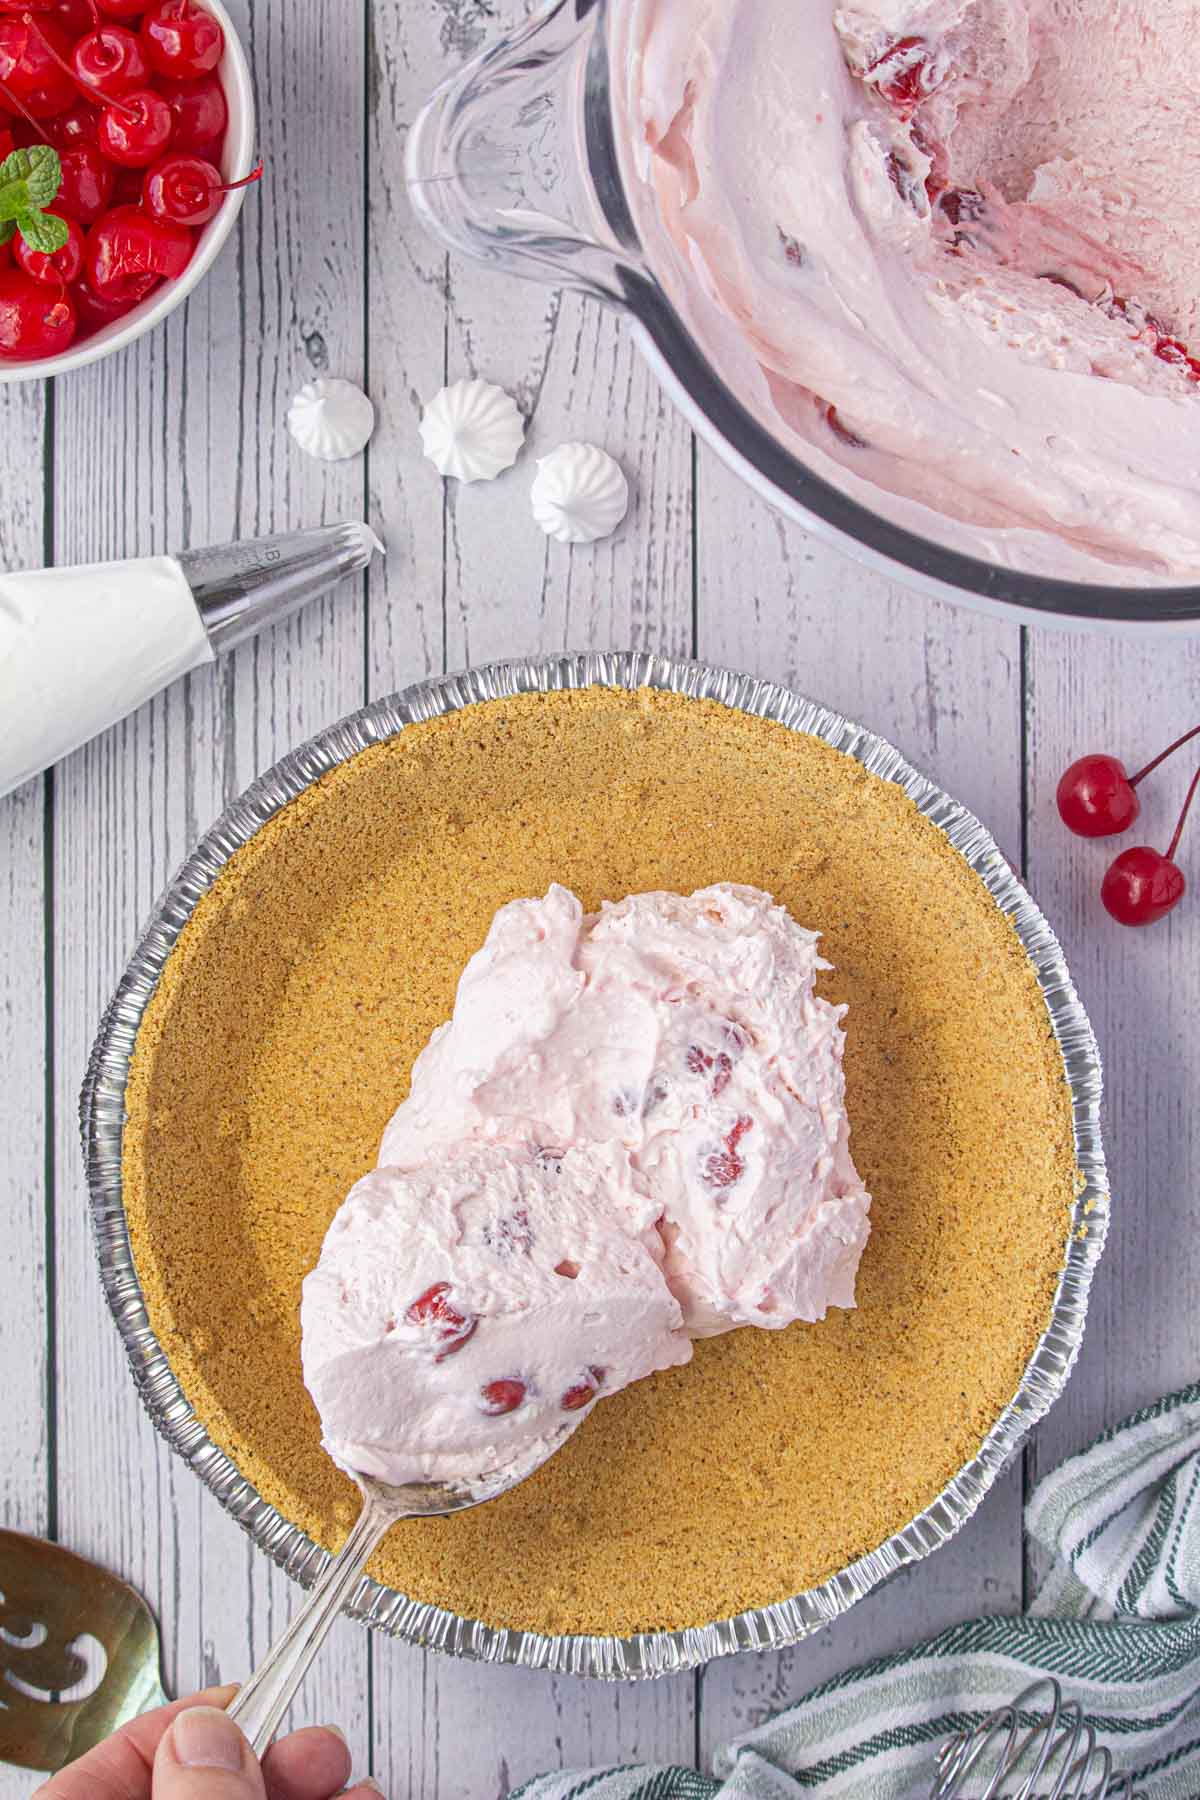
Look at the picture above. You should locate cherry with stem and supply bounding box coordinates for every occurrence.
[1101,762,1200,927]
[23,12,175,168]
[1057,721,1200,838]
[143,151,261,226]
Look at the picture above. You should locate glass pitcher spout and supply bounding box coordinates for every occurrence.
[405,0,646,303]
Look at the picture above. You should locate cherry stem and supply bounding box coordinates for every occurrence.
[21,11,140,120]
[219,157,263,194]
[1130,721,1200,788]
[1165,762,1200,863]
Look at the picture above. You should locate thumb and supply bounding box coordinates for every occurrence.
[153,1705,266,1800]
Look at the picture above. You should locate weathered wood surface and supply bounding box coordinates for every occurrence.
[1,0,1197,1791]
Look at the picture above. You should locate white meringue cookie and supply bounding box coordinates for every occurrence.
[530,443,629,544]
[419,379,525,482]
[287,377,376,462]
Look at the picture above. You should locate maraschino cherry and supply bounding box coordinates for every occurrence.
[14,208,83,281]
[50,0,97,36]
[35,91,96,143]
[0,265,75,355]
[71,21,148,98]
[95,85,172,165]
[1101,764,1199,928]
[141,0,224,79]
[87,202,193,287]
[1057,723,1200,837]
[71,261,154,323]
[54,140,113,221]
[161,71,225,152]
[142,151,261,226]
[0,15,76,113]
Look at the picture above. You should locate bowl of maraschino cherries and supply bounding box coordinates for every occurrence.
[1058,724,1200,927]
[0,0,255,379]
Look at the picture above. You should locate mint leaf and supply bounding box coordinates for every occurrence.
[0,220,13,248]
[0,144,63,223]
[15,209,69,256]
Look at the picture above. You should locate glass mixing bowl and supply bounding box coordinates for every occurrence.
[406,0,1200,631]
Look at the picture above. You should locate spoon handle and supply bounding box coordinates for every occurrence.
[228,1489,396,1756]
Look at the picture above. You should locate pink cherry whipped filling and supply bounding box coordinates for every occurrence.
[301,884,872,1488]
[619,0,1200,580]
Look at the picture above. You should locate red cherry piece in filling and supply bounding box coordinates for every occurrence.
[405,1280,478,1360]
[0,266,75,357]
[1056,753,1140,838]
[686,1042,736,1098]
[0,124,12,157]
[15,210,83,283]
[96,0,147,16]
[141,0,223,79]
[161,70,225,152]
[0,18,76,115]
[73,24,148,98]
[72,263,156,325]
[1100,763,1198,927]
[55,142,115,223]
[97,86,172,165]
[863,35,941,110]
[702,1114,754,1189]
[1154,335,1200,383]
[561,1367,606,1411]
[479,1378,526,1416]
[823,402,868,449]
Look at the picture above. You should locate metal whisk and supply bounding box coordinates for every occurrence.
[932,1678,1143,1800]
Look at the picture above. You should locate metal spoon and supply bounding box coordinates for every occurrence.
[227,1446,557,1757]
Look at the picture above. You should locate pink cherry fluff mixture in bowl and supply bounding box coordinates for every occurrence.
[620,0,1200,581]
[301,883,873,1489]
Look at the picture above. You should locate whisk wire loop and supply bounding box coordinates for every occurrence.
[930,1679,1144,1800]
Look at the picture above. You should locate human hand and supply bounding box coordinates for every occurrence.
[32,1685,383,1800]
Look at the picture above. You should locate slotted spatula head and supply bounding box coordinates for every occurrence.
[0,1529,168,1773]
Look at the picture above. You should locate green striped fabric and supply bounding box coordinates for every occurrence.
[515,1385,1200,1800]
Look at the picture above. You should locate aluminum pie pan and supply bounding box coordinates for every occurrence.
[81,649,1108,1682]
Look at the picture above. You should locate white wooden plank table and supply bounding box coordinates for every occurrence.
[1,0,1197,1791]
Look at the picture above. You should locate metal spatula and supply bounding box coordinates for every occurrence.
[0,1529,168,1773]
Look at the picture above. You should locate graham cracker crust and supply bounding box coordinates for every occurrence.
[122,686,1076,1637]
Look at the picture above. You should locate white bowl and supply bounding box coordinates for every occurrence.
[0,0,255,384]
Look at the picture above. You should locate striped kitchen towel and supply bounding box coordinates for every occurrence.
[517,1383,1200,1800]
